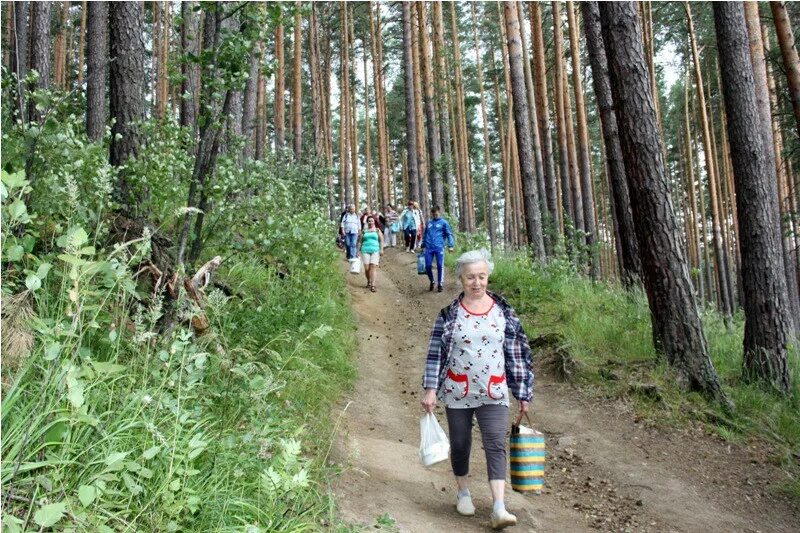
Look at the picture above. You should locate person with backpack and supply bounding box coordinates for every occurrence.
[421,206,455,292]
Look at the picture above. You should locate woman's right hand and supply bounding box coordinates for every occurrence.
[421,389,437,413]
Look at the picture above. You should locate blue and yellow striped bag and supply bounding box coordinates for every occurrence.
[510,413,545,494]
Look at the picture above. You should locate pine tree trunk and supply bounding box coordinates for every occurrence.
[504,2,545,260]
[27,2,51,124]
[86,1,107,142]
[583,1,641,289]
[714,2,793,391]
[771,2,800,142]
[109,1,145,205]
[432,1,455,217]
[53,1,68,90]
[419,2,443,212]
[348,8,359,206]
[450,2,474,231]
[241,43,260,161]
[403,2,420,204]
[255,40,266,162]
[180,1,200,136]
[77,1,86,85]
[364,51,372,208]
[599,1,728,406]
[530,2,560,241]
[684,76,704,304]
[471,3,495,250]
[340,3,352,206]
[292,3,302,161]
[10,2,29,120]
[274,20,285,156]
[686,2,732,320]
[518,1,548,253]
[568,1,597,273]
[751,8,800,330]
[552,2,574,236]
[412,3,428,214]
[370,2,390,211]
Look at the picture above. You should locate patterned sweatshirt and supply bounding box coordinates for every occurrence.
[423,291,534,402]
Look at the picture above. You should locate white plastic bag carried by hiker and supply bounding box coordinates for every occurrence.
[349,258,361,275]
[419,413,450,467]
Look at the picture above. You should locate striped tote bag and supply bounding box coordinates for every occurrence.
[509,413,545,493]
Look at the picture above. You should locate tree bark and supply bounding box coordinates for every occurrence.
[53,1,69,90]
[86,1,107,142]
[109,1,146,207]
[432,1,455,217]
[714,2,792,393]
[568,1,597,274]
[419,2,443,213]
[292,2,302,161]
[27,1,51,124]
[274,19,285,156]
[451,3,474,231]
[753,7,800,330]
[504,2,546,260]
[402,2,420,204]
[180,1,200,136]
[552,2,574,238]
[411,3,428,214]
[78,1,86,85]
[471,3,495,250]
[370,2,390,211]
[686,2,732,320]
[771,2,800,143]
[518,1,548,254]
[339,3,352,207]
[241,44,260,160]
[582,1,641,289]
[599,1,728,405]
[10,1,29,120]
[529,2,560,241]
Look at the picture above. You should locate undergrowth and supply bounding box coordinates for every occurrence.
[1,110,356,531]
[487,251,800,498]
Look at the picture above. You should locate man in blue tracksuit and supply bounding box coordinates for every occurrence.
[421,206,455,292]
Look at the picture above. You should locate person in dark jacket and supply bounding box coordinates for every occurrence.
[420,206,455,292]
[421,249,533,530]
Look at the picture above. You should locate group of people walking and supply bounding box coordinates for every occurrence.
[340,203,535,529]
[338,201,455,294]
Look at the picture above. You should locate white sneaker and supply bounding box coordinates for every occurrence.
[490,509,517,529]
[456,494,475,516]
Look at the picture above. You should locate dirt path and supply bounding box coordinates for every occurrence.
[331,248,800,532]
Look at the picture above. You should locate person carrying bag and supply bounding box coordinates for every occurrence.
[509,412,545,494]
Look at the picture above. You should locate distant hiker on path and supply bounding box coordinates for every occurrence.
[384,204,400,248]
[421,249,534,530]
[421,206,455,292]
[357,215,384,292]
[412,201,425,251]
[340,204,360,260]
[400,201,418,253]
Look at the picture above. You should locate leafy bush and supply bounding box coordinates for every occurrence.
[2,109,356,530]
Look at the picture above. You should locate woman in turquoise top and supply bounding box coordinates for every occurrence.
[357,216,384,292]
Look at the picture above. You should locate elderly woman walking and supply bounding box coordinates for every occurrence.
[421,249,533,530]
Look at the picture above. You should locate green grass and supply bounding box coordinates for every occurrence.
[487,251,800,479]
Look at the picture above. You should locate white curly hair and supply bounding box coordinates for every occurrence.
[455,248,494,278]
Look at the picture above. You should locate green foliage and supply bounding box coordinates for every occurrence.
[2,111,356,530]
[489,252,800,488]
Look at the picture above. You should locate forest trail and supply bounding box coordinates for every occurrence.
[331,248,800,533]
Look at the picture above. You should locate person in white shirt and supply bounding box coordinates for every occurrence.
[340,204,361,260]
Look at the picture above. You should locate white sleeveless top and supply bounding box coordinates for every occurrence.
[440,300,508,408]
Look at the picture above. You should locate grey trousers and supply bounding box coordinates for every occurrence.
[445,404,508,481]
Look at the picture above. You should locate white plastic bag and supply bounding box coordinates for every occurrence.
[419,413,450,467]
[349,258,361,275]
